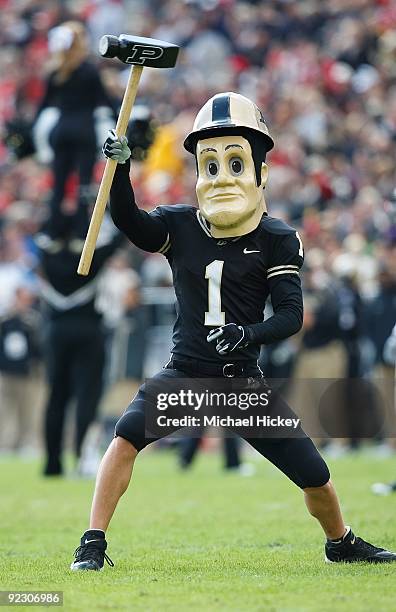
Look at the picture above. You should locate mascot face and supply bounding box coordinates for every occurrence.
[196,135,268,238]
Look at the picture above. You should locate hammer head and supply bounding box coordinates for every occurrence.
[99,34,179,68]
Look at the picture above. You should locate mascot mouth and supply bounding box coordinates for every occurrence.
[209,193,239,200]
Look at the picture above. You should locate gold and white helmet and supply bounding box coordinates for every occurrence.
[184,91,274,154]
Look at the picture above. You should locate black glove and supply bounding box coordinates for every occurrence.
[102,129,131,164]
[207,323,249,355]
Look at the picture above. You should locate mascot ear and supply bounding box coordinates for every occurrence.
[261,163,269,188]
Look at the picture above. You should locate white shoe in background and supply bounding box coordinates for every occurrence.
[371,482,396,496]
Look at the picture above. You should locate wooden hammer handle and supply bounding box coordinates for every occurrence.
[77,64,144,276]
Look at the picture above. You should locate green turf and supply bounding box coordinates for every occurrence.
[0,449,395,611]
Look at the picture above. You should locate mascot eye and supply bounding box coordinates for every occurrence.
[229,157,244,176]
[205,159,219,178]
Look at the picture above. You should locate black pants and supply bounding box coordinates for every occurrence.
[115,366,330,489]
[47,119,97,238]
[44,317,105,472]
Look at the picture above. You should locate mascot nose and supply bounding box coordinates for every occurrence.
[213,169,235,187]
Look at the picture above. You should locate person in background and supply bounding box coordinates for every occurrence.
[0,284,42,454]
[288,257,345,447]
[366,259,396,443]
[333,257,365,450]
[35,211,121,477]
[371,322,396,495]
[33,20,116,242]
[179,434,256,477]
[367,261,396,369]
[97,252,147,384]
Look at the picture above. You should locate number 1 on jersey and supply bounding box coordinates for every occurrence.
[204,260,225,326]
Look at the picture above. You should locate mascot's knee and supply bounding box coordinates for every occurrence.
[114,411,143,459]
[113,434,138,460]
[301,456,330,489]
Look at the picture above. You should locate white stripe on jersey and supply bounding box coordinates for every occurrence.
[196,210,212,238]
[267,264,300,274]
[157,233,171,254]
[39,278,99,311]
[267,269,300,280]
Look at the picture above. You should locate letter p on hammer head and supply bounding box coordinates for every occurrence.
[99,34,179,68]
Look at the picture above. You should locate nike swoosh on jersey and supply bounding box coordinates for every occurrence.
[243,248,260,254]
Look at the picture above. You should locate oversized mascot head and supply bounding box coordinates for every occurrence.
[184,92,274,238]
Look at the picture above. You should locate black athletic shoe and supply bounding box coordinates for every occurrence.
[325,527,396,563]
[70,531,114,571]
[43,457,63,477]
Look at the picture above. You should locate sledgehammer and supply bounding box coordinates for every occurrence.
[77,34,179,276]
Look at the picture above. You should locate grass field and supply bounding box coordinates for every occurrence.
[1,448,396,611]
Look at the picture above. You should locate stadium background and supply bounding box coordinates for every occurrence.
[0,0,395,457]
[0,1,396,610]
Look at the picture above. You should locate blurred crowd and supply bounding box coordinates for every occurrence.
[0,0,396,460]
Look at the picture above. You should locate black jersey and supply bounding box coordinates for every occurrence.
[152,206,303,362]
[110,162,304,364]
[35,225,122,322]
